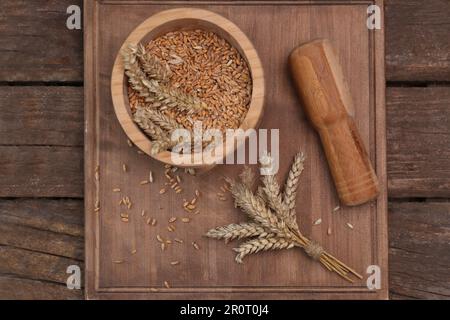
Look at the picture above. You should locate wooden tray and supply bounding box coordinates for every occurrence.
[84,0,387,299]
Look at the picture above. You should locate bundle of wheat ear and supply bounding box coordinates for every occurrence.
[206,152,363,283]
[122,43,203,155]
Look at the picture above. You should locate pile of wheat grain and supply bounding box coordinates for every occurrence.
[128,29,252,131]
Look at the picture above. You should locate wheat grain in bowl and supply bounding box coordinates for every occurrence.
[123,29,252,155]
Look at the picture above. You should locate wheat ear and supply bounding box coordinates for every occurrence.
[141,107,183,132]
[141,78,207,114]
[233,237,296,263]
[239,166,255,188]
[122,46,156,102]
[123,44,206,114]
[132,108,175,154]
[227,180,291,239]
[261,175,286,214]
[205,223,272,243]
[262,174,300,233]
[283,152,306,225]
[136,43,172,83]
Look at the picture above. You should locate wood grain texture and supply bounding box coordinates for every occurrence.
[0,0,448,82]
[389,201,450,299]
[0,200,447,299]
[387,87,450,198]
[0,199,84,300]
[386,0,450,81]
[0,0,447,301]
[0,87,83,146]
[0,276,82,300]
[0,87,448,199]
[0,0,83,82]
[0,146,83,198]
[85,0,387,299]
[0,199,84,258]
[289,39,379,206]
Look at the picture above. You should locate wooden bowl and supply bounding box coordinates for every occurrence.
[111,8,265,168]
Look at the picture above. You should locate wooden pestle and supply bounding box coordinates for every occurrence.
[289,39,379,206]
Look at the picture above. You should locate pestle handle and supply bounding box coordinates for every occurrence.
[289,39,379,206]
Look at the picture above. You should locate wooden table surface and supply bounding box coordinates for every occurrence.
[0,0,448,300]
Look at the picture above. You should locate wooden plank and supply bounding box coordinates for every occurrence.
[0,199,84,299]
[387,87,450,198]
[389,201,450,299]
[386,0,450,81]
[0,87,449,199]
[85,1,387,299]
[0,87,83,146]
[0,1,448,82]
[0,276,82,300]
[1,200,448,299]
[0,199,83,259]
[0,246,82,286]
[0,146,83,198]
[0,0,83,82]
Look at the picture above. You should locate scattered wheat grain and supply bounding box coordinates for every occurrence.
[168,217,177,223]
[149,171,154,182]
[192,242,200,250]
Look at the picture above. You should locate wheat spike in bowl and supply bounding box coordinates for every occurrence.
[111,8,265,169]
